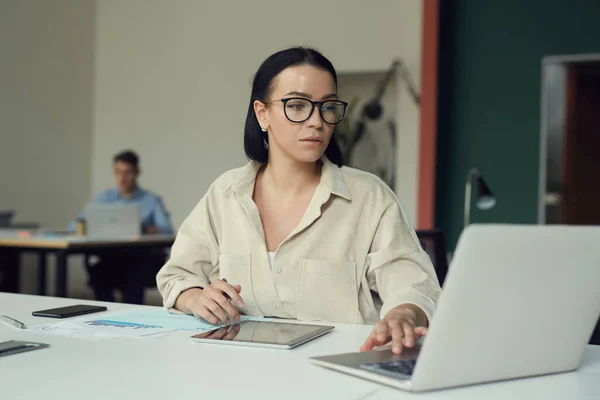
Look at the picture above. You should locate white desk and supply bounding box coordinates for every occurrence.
[1,293,599,400]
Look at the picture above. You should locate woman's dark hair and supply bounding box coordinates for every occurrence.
[244,47,343,167]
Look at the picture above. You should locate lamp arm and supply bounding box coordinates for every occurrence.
[396,60,421,105]
[374,61,400,101]
[464,168,481,228]
[372,60,421,106]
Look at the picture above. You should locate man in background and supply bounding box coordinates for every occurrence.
[70,150,173,304]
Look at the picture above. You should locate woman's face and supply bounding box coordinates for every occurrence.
[254,65,338,164]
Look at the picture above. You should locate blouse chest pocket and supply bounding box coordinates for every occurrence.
[296,258,359,324]
[217,253,263,317]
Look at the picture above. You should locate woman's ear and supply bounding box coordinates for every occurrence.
[253,100,268,129]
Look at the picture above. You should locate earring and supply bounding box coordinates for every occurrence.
[261,126,267,132]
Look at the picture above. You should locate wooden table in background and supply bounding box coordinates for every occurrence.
[0,234,174,297]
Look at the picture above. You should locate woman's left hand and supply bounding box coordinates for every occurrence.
[360,304,428,355]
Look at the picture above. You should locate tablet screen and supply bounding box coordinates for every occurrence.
[190,320,333,346]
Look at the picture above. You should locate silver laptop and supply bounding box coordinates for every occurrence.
[310,224,600,392]
[84,203,141,238]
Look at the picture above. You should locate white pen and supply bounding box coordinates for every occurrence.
[0,315,27,329]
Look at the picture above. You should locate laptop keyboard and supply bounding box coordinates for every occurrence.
[359,359,417,379]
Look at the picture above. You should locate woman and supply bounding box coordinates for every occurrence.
[157,47,441,355]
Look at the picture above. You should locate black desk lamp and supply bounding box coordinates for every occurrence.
[464,168,496,228]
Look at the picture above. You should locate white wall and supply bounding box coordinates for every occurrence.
[93,0,423,228]
[0,0,95,229]
[0,0,95,296]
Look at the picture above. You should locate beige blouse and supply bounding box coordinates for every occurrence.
[156,157,442,324]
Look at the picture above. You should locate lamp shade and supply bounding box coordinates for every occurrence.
[475,176,496,210]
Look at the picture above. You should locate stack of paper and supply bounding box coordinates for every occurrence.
[94,309,270,332]
[31,318,176,340]
[31,308,270,340]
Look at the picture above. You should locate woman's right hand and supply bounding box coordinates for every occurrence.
[178,280,244,324]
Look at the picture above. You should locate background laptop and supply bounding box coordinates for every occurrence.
[84,203,141,238]
[310,224,600,392]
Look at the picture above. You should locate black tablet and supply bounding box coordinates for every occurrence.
[190,320,334,349]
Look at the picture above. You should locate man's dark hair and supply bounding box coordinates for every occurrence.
[113,150,139,170]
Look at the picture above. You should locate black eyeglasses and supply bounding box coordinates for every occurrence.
[265,97,348,125]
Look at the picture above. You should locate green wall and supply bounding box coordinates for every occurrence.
[435,0,600,249]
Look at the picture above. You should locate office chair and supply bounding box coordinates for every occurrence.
[0,210,15,227]
[416,229,449,287]
[590,319,600,346]
[0,210,18,292]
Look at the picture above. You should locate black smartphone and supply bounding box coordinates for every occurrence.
[32,304,107,318]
